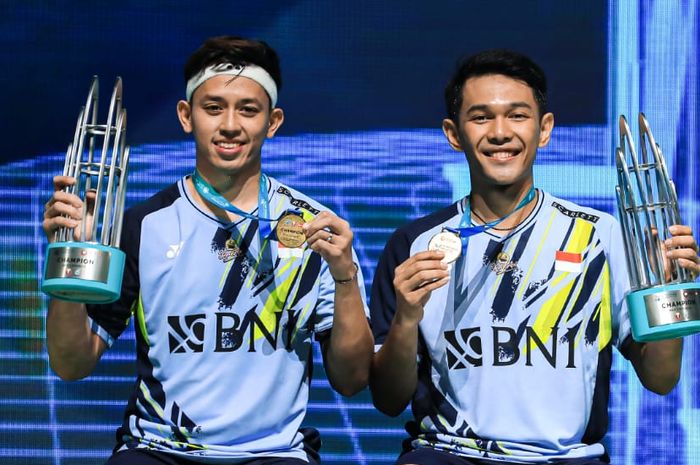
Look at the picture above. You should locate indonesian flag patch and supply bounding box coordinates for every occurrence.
[555,250,583,273]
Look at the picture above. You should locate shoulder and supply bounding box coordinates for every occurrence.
[543,192,620,244]
[545,193,617,227]
[381,201,461,262]
[267,176,332,216]
[393,201,461,243]
[124,182,181,225]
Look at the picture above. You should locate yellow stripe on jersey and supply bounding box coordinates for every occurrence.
[139,381,166,420]
[531,218,593,345]
[134,293,149,346]
[254,254,311,342]
[219,259,234,288]
[560,239,599,325]
[247,235,272,288]
[251,207,318,342]
[496,442,513,455]
[598,262,612,350]
[517,210,558,300]
[565,218,593,256]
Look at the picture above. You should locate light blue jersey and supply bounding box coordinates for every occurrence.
[371,191,632,463]
[87,175,367,462]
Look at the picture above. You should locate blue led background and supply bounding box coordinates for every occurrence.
[1,1,698,464]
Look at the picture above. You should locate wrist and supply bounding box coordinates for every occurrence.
[332,262,359,285]
[393,307,421,328]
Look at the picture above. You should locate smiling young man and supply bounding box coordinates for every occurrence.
[369,49,700,464]
[42,36,373,464]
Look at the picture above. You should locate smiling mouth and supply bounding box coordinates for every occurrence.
[215,141,243,149]
[484,150,520,159]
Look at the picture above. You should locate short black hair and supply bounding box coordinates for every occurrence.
[444,49,547,122]
[184,35,282,102]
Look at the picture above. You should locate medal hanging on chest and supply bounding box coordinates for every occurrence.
[427,228,462,264]
[275,211,306,248]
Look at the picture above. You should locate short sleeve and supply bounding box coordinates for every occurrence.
[85,208,140,347]
[606,218,633,354]
[370,229,411,350]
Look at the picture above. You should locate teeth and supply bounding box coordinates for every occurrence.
[216,142,241,149]
[217,142,241,149]
[490,151,515,159]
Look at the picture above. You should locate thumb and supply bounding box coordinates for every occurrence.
[85,189,97,214]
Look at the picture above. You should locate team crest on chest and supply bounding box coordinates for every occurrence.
[217,238,240,262]
[489,252,519,275]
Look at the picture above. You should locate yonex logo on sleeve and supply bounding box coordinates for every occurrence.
[166,241,185,259]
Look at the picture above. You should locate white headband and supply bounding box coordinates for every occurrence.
[185,63,278,107]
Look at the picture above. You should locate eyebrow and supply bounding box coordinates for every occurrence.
[465,102,533,113]
[198,95,262,106]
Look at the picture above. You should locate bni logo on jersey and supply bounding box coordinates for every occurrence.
[555,250,583,273]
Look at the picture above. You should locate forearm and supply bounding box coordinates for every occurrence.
[370,312,419,416]
[629,338,683,394]
[324,280,374,396]
[46,299,105,381]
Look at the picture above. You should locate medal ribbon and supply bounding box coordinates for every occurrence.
[451,186,536,251]
[192,170,274,240]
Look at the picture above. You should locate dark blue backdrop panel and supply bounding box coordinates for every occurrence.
[1,1,605,164]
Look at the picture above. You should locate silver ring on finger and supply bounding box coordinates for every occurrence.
[327,234,333,243]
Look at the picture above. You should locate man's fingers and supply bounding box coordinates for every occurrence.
[44,215,80,232]
[304,211,348,236]
[396,266,449,292]
[53,175,76,192]
[45,200,83,222]
[47,191,83,211]
[666,248,700,264]
[675,257,699,269]
[395,251,446,276]
[397,274,450,308]
[665,235,699,252]
[669,224,693,237]
[417,275,450,293]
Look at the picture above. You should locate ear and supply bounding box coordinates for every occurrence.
[538,112,555,148]
[177,100,193,134]
[266,108,285,138]
[442,118,463,152]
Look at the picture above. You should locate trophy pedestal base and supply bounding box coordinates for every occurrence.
[42,242,125,304]
[628,282,700,342]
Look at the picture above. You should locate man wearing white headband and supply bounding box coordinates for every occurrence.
[43,35,373,465]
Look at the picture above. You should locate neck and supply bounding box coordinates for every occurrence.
[190,165,262,219]
[469,182,536,230]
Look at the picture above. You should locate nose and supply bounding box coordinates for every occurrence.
[219,109,241,136]
[487,116,512,144]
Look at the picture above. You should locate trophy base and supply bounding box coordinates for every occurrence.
[42,242,125,304]
[628,282,700,342]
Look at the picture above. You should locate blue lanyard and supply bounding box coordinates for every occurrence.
[192,170,274,241]
[452,187,536,251]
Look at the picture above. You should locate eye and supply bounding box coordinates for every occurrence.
[203,104,223,114]
[240,105,260,116]
[470,114,489,123]
[510,112,530,121]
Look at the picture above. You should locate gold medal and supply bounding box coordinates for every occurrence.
[427,229,462,264]
[276,212,306,248]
